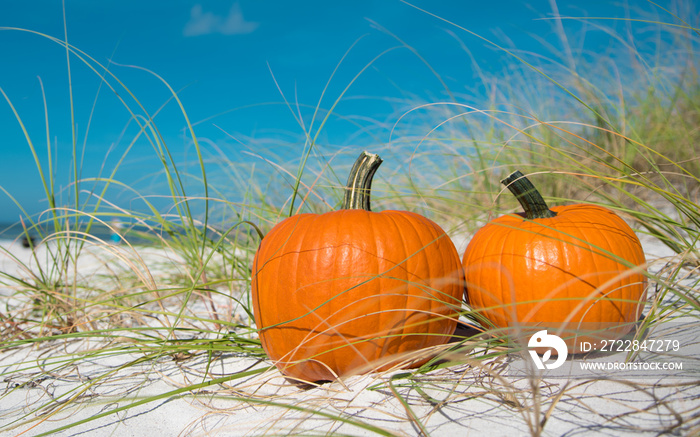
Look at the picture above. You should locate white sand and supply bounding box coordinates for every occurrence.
[1,234,698,436]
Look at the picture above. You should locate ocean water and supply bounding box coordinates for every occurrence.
[0,220,256,247]
[0,221,151,246]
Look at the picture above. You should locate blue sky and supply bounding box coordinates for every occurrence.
[0,1,693,225]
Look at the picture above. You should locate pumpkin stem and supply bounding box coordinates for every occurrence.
[342,151,383,211]
[501,171,557,219]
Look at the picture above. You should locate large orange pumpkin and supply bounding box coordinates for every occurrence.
[463,171,647,352]
[251,152,465,382]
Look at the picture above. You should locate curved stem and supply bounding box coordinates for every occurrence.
[501,170,557,219]
[342,151,383,211]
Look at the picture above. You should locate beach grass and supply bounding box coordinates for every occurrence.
[1,2,700,436]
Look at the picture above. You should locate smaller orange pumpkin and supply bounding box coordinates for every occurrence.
[462,171,647,352]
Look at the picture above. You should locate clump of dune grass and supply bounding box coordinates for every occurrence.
[1,1,700,436]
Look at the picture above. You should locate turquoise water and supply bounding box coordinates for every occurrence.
[0,221,147,245]
[0,220,254,246]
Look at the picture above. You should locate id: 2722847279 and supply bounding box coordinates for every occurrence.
[580,339,681,353]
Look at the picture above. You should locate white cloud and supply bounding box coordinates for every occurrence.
[184,2,259,37]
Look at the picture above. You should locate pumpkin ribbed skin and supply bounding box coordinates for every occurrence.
[252,210,463,382]
[251,153,464,382]
[463,174,647,352]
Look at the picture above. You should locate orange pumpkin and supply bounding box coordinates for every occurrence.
[463,171,647,352]
[251,152,465,382]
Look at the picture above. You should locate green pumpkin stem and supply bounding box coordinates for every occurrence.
[343,151,383,211]
[501,170,557,219]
